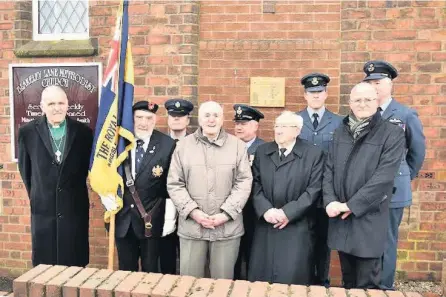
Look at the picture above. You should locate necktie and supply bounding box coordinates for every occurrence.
[312,113,319,129]
[135,139,145,173]
[279,148,287,161]
[378,107,383,115]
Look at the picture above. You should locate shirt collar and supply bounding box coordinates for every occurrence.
[380,98,392,114]
[307,106,326,121]
[246,137,256,149]
[170,130,187,140]
[278,139,296,157]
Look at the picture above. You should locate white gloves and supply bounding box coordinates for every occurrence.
[100,194,119,211]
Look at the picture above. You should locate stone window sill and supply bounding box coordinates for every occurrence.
[14,39,97,58]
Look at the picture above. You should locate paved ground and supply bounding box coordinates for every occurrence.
[395,280,443,296]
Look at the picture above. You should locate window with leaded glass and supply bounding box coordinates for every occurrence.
[32,0,89,40]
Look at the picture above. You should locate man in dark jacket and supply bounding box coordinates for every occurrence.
[362,60,426,290]
[232,104,265,280]
[323,83,405,289]
[18,85,93,267]
[248,111,324,285]
[114,101,176,273]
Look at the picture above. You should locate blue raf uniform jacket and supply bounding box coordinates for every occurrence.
[298,108,342,208]
[297,108,343,153]
[381,99,426,208]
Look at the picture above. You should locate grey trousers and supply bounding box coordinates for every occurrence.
[179,237,241,279]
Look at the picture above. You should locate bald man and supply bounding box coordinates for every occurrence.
[323,83,405,289]
[18,85,93,267]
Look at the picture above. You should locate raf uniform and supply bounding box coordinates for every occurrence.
[363,61,426,290]
[159,98,194,275]
[297,73,343,287]
[232,104,265,280]
[115,101,176,273]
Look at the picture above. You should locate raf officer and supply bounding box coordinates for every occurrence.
[165,98,194,140]
[363,60,426,290]
[160,98,194,274]
[297,73,343,287]
[232,104,265,280]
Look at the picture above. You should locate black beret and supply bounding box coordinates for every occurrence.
[132,101,159,114]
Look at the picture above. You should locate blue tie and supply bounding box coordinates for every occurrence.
[135,139,145,174]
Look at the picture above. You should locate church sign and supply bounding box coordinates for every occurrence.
[9,63,102,161]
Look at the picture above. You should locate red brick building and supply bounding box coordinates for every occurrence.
[0,0,444,285]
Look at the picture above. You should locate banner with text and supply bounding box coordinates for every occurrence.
[9,63,101,161]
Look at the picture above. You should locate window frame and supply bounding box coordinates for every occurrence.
[32,0,89,41]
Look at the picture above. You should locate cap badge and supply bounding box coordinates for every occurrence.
[368,63,375,72]
[236,106,242,115]
[175,101,181,108]
[311,77,318,85]
[148,102,155,111]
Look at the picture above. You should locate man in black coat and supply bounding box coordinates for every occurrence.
[232,104,265,280]
[248,111,324,285]
[114,100,176,273]
[323,83,405,289]
[18,85,93,267]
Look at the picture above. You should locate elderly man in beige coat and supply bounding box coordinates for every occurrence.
[167,101,253,279]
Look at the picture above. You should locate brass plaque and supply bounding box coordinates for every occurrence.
[250,77,285,107]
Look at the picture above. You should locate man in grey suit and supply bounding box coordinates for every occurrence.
[297,73,343,287]
[363,60,426,290]
[233,104,265,280]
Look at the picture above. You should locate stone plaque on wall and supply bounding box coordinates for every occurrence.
[9,63,102,161]
[250,77,285,107]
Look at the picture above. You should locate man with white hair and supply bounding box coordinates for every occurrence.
[167,101,252,279]
[18,85,93,267]
[323,82,405,289]
[362,60,426,290]
[248,111,324,285]
[113,101,176,273]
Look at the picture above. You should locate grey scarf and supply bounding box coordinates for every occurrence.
[348,113,372,139]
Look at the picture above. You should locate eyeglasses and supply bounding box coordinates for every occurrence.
[350,98,377,105]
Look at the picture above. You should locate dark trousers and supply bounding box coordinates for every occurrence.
[339,252,381,289]
[116,225,160,273]
[312,207,330,287]
[159,232,179,275]
[234,203,255,280]
[381,207,404,290]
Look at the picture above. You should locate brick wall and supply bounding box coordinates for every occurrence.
[9,264,431,297]
[0,0,444,284]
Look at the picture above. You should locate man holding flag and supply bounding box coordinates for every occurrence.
[89,0,176,272]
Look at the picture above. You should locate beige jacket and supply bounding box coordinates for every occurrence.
[167,128,253,241]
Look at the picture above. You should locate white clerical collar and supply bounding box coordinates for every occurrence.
[380,98,392,114]
[307,106,326,122]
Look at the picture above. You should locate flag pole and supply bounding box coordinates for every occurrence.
[108,213,116,269]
